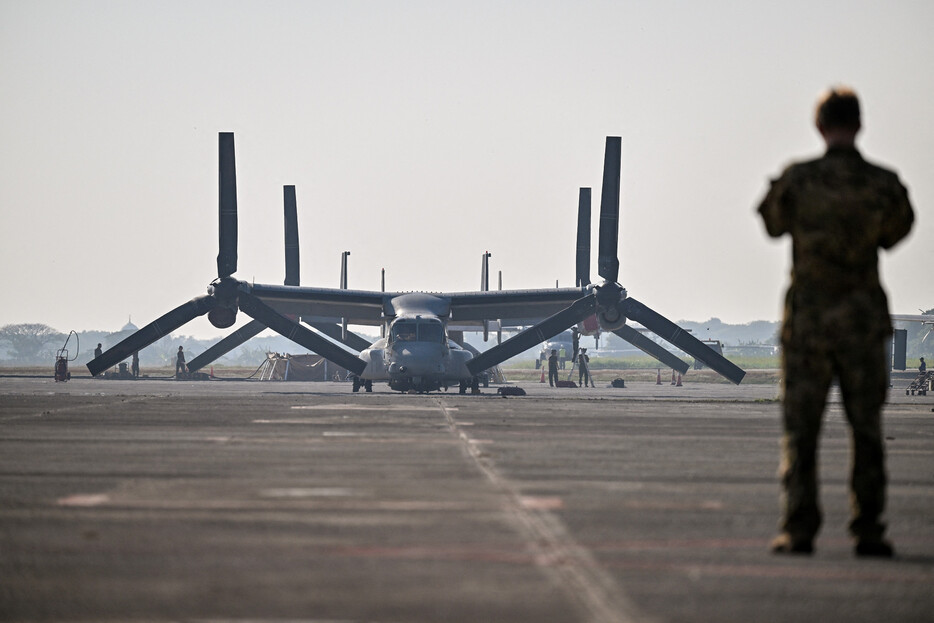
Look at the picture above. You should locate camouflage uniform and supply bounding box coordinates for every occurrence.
[757,145,914,544]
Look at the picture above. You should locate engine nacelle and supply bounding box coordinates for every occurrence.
[207,278,240,329]
[597,303,627,332]
[208,305,237,329]
[594,283,628,331]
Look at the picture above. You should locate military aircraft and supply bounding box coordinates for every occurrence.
[88,133,746,391]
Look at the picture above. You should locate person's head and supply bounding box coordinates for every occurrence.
[581,348,587,353]
[815,86,861,146]
[551,349,557,355]
[178,346,183,351]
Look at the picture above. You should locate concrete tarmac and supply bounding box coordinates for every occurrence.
[1,376,932,622]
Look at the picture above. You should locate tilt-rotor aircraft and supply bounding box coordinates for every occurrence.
[88,133,745,391]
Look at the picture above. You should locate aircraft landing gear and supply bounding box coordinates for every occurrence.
[458,377,481,394]
[352,376,361,393]
[364,380,372,393]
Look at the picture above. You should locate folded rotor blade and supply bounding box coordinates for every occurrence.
[239,291,367,376]
[576,187,591,287]
[621,297,746,384]
[302,319,373,353]
[613,324,689,375]
[87,295,217,376]
[217,132,238,279]
[283,185,300,286]
[466,294,597,376]
[187,319,267,372]
[597,137,621,283]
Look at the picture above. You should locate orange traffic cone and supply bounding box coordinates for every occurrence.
[670,369,677,385]
[656,369,662,385]
[540,365,546,383]
[676,373,682,387]
[210,366,214,379]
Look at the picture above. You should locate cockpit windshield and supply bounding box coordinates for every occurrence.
[390,319,444,343]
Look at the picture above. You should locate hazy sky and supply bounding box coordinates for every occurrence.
[2,1,931,340]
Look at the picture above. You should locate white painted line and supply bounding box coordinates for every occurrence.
[57,493,110,507]
[292,404,455,411]
[260,487,357,498]
[435,398,651,623]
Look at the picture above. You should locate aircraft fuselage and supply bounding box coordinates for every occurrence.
[357,315,474,392]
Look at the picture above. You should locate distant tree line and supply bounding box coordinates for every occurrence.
[2,311,930,368]
[0,323,319,368]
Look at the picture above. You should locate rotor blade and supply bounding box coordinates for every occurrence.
[187,319,267,372]
[302,319,373,353]
[576,187,591,287]
[283,185,299,286]
[466,294,597,376]
[612,324,689,375]
[239,291,367,376]
[597,137,621,283]
[217,132,238,279]
[621,297,746,384]
[87,295,216,376]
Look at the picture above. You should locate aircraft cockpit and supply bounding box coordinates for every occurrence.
[389,317,445,344]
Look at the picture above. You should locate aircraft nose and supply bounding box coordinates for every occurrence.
[389,344,444,376]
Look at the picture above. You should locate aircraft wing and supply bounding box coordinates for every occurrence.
[250,284,387,326]
[250,284,588,328]
[447,287,587,326]
[892,314,934,324]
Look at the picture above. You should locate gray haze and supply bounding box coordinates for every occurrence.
[1,1,931,339]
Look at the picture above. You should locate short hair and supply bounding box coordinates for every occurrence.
[815,87,861,131]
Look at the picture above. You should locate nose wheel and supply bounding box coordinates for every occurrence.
[351,376,373,393]
[458,377,481,394]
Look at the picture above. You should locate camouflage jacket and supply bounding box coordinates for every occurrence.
[757,146,914,339]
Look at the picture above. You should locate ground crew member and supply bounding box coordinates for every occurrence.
[920,357,926,375]
[175,346,187,377]
[94,343,102,359]
[578,348,593,387]
[559,346,567,369]
[131,351,139,378]
[757,86,914,557]
[548,349,559,387]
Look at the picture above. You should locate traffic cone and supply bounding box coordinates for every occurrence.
[210,366,214,379]
[670,369,677,385]
[540,365,546,383]
[656,369,662,385]
[676,373,682,387]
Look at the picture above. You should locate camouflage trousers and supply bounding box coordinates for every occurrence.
[779,332,889,542]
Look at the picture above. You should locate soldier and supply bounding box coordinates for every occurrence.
[175,346,187,378]
[757,87,914,557]
[920,357,926,375]
[578,348,593,388]
[548,349,559,387]
[94,343,102,359]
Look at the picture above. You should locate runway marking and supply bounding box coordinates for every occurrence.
[57,493,110,507]
[436,398,651,623]
[260,487,357,498]
[292,404,455,411]
[519,496,565,510]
